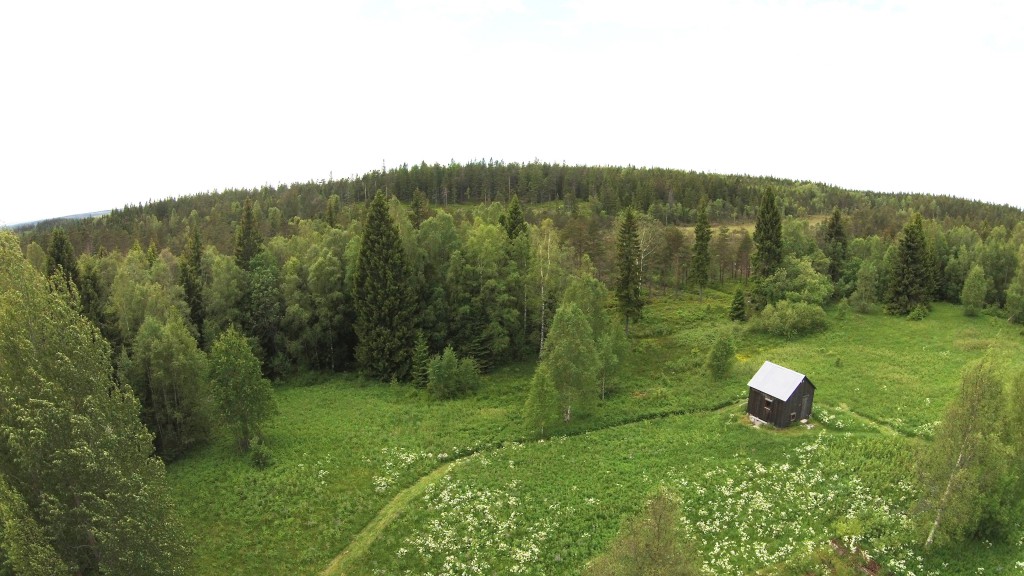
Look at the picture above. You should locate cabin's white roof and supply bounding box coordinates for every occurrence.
[747,361,808,401]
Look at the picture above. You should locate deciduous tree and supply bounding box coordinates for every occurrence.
[0,232,188,574]
[960,264,988,317]
[917,360,1010,548]
[209,327,276,450]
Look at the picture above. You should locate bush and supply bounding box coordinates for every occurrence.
[427,346,480,400]
[908,304,929,321]
[249,440,274,469]
[749,301,828,338]
[705,332,735,379]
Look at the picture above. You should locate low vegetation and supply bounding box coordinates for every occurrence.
[161,292,1023,575]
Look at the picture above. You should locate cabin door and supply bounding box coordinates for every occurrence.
[801,394,811,418]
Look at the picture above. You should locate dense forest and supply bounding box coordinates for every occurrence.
[3,161,1024,574]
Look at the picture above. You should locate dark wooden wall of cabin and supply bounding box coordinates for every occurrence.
[746,379,815,428]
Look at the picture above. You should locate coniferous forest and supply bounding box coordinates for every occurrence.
[3,161,1024,575]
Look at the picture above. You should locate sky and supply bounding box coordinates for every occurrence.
[1,0,1022,226]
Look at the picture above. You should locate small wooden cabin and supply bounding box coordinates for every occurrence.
[746,361,815,428]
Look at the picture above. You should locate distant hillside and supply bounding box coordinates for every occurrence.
[7,209,111,230]
[13,160,1023,256]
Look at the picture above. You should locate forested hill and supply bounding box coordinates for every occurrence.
[14,160,1023,256]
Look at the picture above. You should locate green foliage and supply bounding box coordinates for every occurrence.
[1003,246,1024,324]
[822,207,849,291]
[752,189,783,279]
[0,476,69,576]
[538,302,599,422]
[410,333,430,389]
[908,303,930,321]
[210,327,277,450]
[426,346,480,400]
[45,226,79,291]
[583,488,699,576]
[180,223,206,344]
[757,255,833,306]
[234,197,262,270]
[916,360,1012,548]
[729,288,747,321]
[524,363,559,437]
[409,188,430,228]
[960,264,988,317]
[705,331,735,379]
[749,300,828,338]
[499,193,527,240]
[353,191,418,381]
[616,208,642,333]
[121,314,212,460]
[201,246,246,346]
[249,440,275,469]
[885,213,933,315]
[691,198,711,297]
[849,260,880,313]
[243,249,284,371]
[0,232,188,575]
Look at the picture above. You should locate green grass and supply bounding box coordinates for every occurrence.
[167,289,1024,575]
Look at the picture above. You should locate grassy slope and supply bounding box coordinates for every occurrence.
[167,290,1024,575]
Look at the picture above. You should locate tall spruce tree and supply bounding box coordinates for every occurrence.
[615,207,642,335]
[180,223,205,344]
[752,189,783,279]
[0,232,187,574]
[692,198,711,299]
[234,197,262,270]
[822,207,849,290]
[885,213,932,315]
[353,191,418,381]
[45,226,79,293]
[499,194,527,240]
[751,189,783,309]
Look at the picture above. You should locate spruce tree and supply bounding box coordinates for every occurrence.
[499,194,527,240]
[410,333,430,389]
[752,189,783,279]
[45,226,79,292]
[180,223,205,344]
[885,213,932,316]
[691,198,711,299]
[751,189,783,310]
[235,196,262,270]
[729,288,747,321]
[615,207,642,335]
[822,207,849,289]
[353,191,418,381]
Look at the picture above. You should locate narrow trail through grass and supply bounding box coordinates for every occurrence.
[321,458,466,576]
[322,399,748,575]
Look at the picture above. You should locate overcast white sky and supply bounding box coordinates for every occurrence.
[1,0,1022,225]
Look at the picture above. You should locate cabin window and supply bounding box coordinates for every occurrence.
[790,412,797,422]
[764,398,773,411]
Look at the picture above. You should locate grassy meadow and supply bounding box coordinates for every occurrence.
[166,288,1024,575]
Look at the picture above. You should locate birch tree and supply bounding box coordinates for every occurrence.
[916,360,1010,548]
